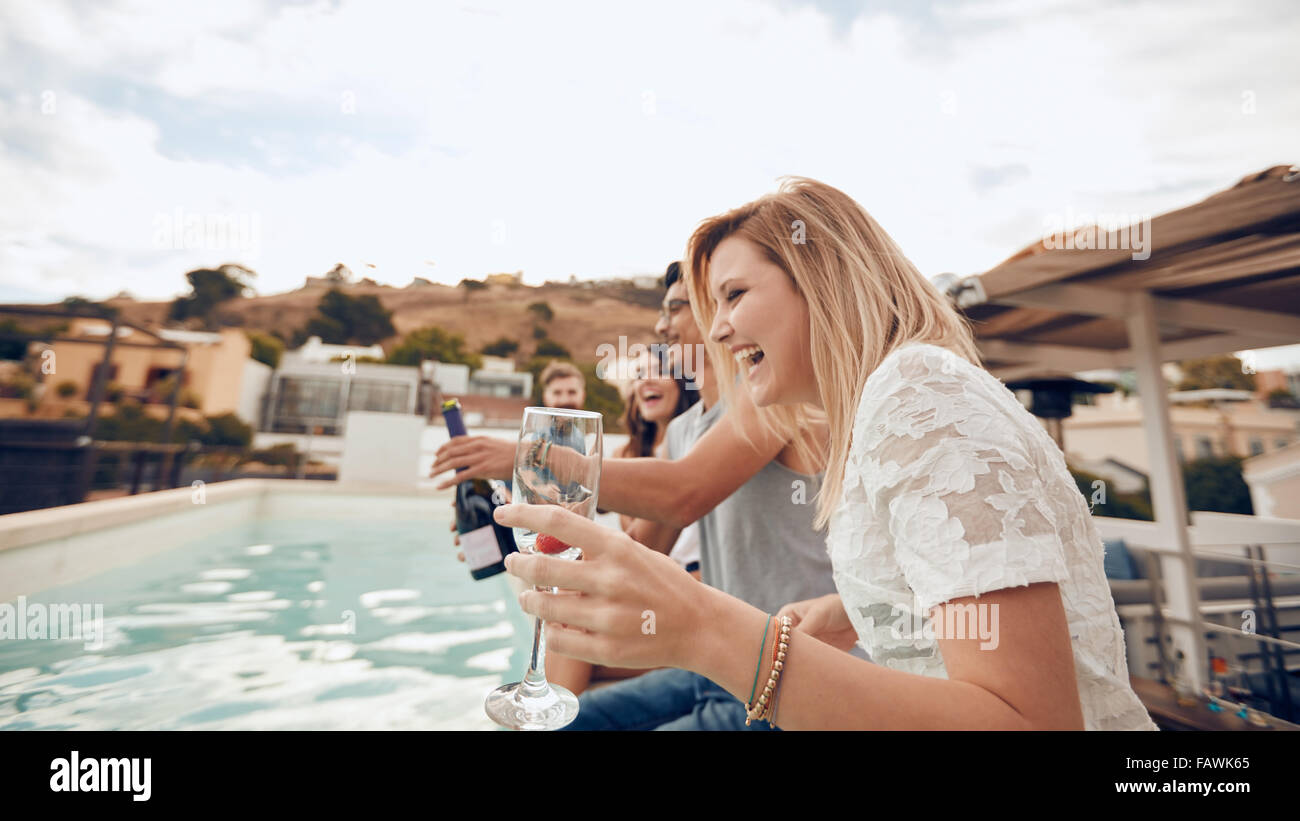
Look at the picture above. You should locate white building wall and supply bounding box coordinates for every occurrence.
[238,358,272,427]
[339,411,428,485]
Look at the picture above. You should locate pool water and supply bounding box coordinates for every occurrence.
[0,516,530,730]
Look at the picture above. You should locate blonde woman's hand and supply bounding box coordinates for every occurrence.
[777,593,858,653]
[494,503,712,671]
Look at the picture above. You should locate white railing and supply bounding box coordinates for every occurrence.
[1095,511,1300,563]
[1096,512,1300,724]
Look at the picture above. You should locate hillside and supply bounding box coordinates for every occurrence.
[96,279,665,367]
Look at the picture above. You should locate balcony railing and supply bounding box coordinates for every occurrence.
[1095,511,1300,728]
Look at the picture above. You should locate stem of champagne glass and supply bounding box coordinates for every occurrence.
[519,584,555,696]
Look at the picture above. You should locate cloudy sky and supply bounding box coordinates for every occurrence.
[1,0,1297,331]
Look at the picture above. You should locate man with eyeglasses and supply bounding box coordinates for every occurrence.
[431,260,843,731]
[652,264,706,393]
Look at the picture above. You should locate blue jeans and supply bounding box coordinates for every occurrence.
[560,668,779,731]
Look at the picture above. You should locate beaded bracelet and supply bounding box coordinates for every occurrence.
[528,438,553,469]
[762,616,791,725]
[746,615,791,726]
[762,616,791,724]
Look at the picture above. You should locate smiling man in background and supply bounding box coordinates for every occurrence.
[539,361,586,411]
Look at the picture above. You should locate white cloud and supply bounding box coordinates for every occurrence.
[1,0,1296,302]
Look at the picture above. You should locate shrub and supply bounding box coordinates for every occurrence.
[202,412,253,448]
[247,331,284,368]
[243,443,299,468]
[0,372,35,400]
[1183,457,1254,515]
[387,326,482,369]
[1069,467,1153,521]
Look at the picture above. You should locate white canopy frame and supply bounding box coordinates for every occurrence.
[951,166,1300,694]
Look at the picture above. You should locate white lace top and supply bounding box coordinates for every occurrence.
[826,342,1157,730]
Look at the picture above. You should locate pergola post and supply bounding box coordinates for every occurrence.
[1125,290,1205,693]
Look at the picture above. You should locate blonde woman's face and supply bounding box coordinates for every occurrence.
[707,235,817,407]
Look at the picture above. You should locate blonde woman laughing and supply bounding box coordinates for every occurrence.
[498,178,1156,731]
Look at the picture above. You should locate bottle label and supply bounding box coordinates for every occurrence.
[461,525,504,570]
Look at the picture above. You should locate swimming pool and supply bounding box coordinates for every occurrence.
[0,481,532,730]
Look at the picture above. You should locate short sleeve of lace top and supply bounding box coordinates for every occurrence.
[857,344,1072,613]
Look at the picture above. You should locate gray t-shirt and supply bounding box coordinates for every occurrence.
[665,398,838,615]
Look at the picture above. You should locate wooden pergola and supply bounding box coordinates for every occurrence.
[945,164,1300,693]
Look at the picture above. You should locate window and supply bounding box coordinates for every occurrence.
[88,362,119,386]
[1249,438,1264,457]
[1277,439,1291,451]
[274,376,342,433]
[1172,435,1184,462]
[346,380,410,414]
[144,366,182,389]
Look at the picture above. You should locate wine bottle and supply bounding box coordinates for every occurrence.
[440,398,518,580]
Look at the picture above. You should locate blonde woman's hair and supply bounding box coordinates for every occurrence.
[683,177,981,530]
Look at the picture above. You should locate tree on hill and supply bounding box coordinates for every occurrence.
[169,264,256,328]
[527,301,554,323]
[1177,355,1256,392]
[527,300,554,341]
[534,338,571,359]
[388,326,482,369]
[459,278,488,302]
[299,288,395,346]
[481,337,519,357]
[62,295,117,318]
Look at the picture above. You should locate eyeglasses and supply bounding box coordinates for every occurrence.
[658,299,689,322]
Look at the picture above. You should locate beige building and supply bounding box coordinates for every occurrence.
[1062,391,1300,475]
[38,318,268,422]
[1255,367,1300,401]
[484,271,523,286]
[1243,442,1300,519]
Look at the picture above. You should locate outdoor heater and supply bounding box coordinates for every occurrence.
[1004,376,1115,450]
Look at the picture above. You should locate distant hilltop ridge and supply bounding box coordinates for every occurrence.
[297,266,664,294]
[25,270,665,368]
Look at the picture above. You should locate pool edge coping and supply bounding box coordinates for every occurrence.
[0,480,452,552]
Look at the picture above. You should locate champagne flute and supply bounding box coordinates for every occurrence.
[484,406,602,730]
